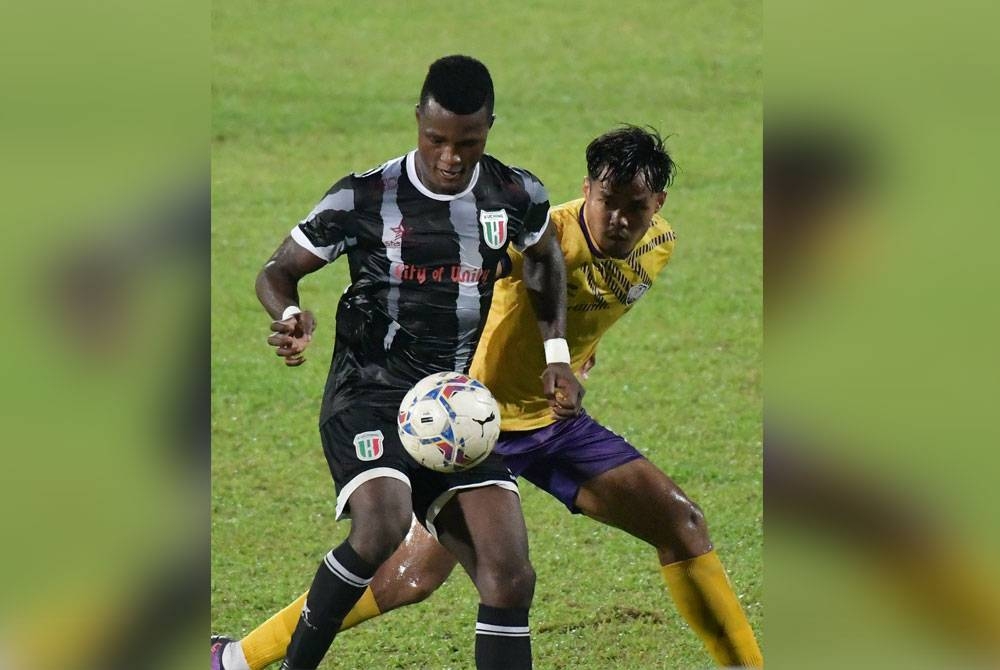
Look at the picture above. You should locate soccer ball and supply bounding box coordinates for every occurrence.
[397,372,501,473]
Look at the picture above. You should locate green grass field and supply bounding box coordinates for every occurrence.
[212,1,761,667]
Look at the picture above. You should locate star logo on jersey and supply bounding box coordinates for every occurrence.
[626,283,650,305]
[385,220,409,249]
[353,430,384,461]
[479,209,509,249]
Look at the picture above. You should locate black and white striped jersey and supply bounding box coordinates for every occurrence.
[291,150,549,415]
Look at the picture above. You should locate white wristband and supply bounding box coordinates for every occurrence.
[543,338,571,365]
[281,305,302,321]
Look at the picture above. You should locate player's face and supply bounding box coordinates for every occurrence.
[414,98,493,195]
[582,173,667,258]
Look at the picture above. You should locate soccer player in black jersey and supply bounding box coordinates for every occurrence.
[250,55,582,670]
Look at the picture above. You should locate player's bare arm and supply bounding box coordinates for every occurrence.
[255,236,325,366]
[521,223,584,418]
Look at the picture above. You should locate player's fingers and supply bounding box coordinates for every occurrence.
[551,405,577,419]
[556,384,584,415]
[541,370,556,398]
[276,338,307,354]
[267,333,292,347]
[284,354,305,366]
[270,318,294,333]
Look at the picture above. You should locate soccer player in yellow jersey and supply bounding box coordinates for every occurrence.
[213,126,762,668]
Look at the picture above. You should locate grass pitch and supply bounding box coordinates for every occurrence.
[212,1,761,667]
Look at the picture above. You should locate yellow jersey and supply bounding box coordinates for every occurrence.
[470,198,676,430]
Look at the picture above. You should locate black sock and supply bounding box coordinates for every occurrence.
[281,541,376,670]
[475,604,532,670]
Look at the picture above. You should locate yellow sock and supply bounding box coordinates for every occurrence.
[661,550,763,667]
[340,584,382,630]
[240,591,308,670]
[239,587,382,670]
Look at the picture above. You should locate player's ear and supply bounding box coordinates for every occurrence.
[654,191,667,211]
[414,103,421,123]
[582,177,591,198]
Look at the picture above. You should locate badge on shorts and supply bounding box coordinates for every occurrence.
[626,283,650,305]
[354,430,384,461]
[479,209,509,249]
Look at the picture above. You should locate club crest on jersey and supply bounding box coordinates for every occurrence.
[626,283,650,305]
[353,430,384,461]
[479,209,509,249]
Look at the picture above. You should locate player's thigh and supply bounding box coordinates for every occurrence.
[575,458,707,544]
[434,485,531,585]
[344,477,414,562]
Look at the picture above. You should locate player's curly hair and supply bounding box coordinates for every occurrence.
[586,125,675,192]
[419,55,495,115]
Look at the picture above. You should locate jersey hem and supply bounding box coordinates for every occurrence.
[424,480,520,539]
[335,468,412,520]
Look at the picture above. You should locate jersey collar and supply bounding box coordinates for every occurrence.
[578,205,607,259]
[405,150,481,201]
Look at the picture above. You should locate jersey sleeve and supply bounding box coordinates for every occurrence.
[509,167,550,251]
[290,175,355,262]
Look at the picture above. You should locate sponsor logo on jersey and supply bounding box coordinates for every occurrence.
[479,209,509,249]
[626,283,650,305]
[353,430,384,461]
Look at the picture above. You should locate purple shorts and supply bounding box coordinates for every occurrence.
[494,411,644,513]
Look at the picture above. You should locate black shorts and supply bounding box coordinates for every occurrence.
[320,391,518,537]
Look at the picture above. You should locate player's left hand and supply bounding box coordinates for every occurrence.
[542,362,584,419]
[267,310,316,366]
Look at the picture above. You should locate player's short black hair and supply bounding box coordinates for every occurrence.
[419,55,495,115]
[586,125,675,192]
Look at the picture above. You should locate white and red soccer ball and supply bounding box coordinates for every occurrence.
[397,372,501,473]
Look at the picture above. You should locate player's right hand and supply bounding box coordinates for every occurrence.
[267,310,316,366]
[542,362,585,419]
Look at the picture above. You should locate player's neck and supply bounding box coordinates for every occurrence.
[580,204,610,257]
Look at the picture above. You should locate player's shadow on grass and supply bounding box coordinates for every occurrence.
[536,605,664,634]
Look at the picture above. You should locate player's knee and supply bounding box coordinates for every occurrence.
[655,494,713,561]
[665,493,709,542]
[348,511,412,565]
[402,570,448,604]
[680,496,708,534]
[476,560,536,608]
[374,558,454,612]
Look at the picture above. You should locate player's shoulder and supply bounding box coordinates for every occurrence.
[549,198,585,226]
[350,154,406,181]
[323,154,406,209]
[478,154,547,197]
[548,198,591,267]
[548,198,585,242]
[346,154,406,191]
[628,213,677,266]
